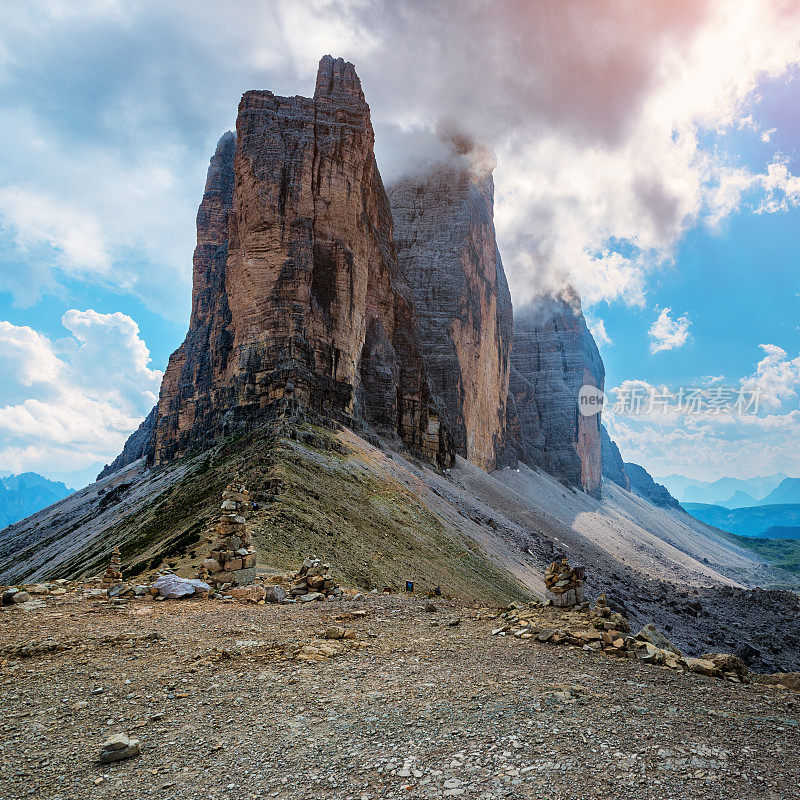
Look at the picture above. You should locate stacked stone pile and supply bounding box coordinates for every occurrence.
[203,479,256,588]
[544,558,585,607]
[100,547,123,590]
[591,593,630,632]
[493,601,752,683]
[290,557,343,601]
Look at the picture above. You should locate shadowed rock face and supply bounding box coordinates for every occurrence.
[625,462,684,511]
[601,424,631,492]
[506,292,604,496]
[388,143,512,471]
[145,56,453,469]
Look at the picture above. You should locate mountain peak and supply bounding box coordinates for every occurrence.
[314,54,364,102]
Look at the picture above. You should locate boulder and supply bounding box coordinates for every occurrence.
[230,585,266,603]
[701,652,749,679]
[752,672,800,692]
[264,586,287,603]
[152,575,210,599]
[683,657,720,677]
[635,623,682,656]
[99,732,140,763]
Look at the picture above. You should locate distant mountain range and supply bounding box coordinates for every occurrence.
[683,502,800,538]
[0,473,74,529]
[656,473,789,505]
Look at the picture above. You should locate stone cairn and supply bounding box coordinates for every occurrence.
[202,478,256,588]
[544,558,585,607]
[290,557,343,601]
[100,546,123,590]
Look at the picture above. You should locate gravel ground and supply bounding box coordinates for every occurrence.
[1,593,799,800]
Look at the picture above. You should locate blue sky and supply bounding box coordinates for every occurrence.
[1,1,800,488]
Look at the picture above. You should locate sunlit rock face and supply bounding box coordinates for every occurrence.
[505,292,605,496]
[388,140,512,471]
[147,56,453,468]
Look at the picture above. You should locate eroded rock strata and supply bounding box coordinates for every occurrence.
[506,292,604,496]
[146,56,452,469]
[388,140,511,470]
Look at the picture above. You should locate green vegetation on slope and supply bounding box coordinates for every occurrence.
[46,419,528,604]
[718,531,800,575]
[250,427,527,604]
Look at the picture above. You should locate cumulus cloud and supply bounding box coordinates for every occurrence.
[605,344,800,480]
[0,0,799,314]
[740,344,800,411]
[649,307,692,353]
[0,311,161,481]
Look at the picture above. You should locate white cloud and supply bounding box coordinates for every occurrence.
[606,344,800,480]
[649,307,692,354]
[585,316,613,347]
[0,1,798,316]
[0,311,161,479]
[740,343,800,411]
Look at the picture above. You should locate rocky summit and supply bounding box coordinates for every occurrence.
[140,56,453,472]
[388,136,512,471]
[505,291,605,496]
[100,55,613,497]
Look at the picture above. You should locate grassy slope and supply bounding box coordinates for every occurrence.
[717,530,800,575]
[45,421,528,604]
[250,429,526,603]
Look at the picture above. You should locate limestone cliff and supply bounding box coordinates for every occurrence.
[601,424,630,492]
[146,56,452,469]
[625,462,684,511]
[388,141,511,471]
[506,292,604,496]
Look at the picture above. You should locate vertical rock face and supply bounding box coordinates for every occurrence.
[151,131,237,462]
[388,141,511,471]
[625,463,684,510]
[600,424,631,491]
[506,292,604,496]
[150,56,452,468]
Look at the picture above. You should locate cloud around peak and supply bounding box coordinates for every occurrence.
[0,1,799,316]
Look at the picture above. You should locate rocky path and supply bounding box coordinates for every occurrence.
[1,594,798,800]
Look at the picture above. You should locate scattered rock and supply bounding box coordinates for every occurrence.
[264,585,287,604]
[99,732,140,764]
[152,575,210,599]
[230,585,266,603]
[635,623,682,656]
[753,672,800,692]
[290,557,343,599]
